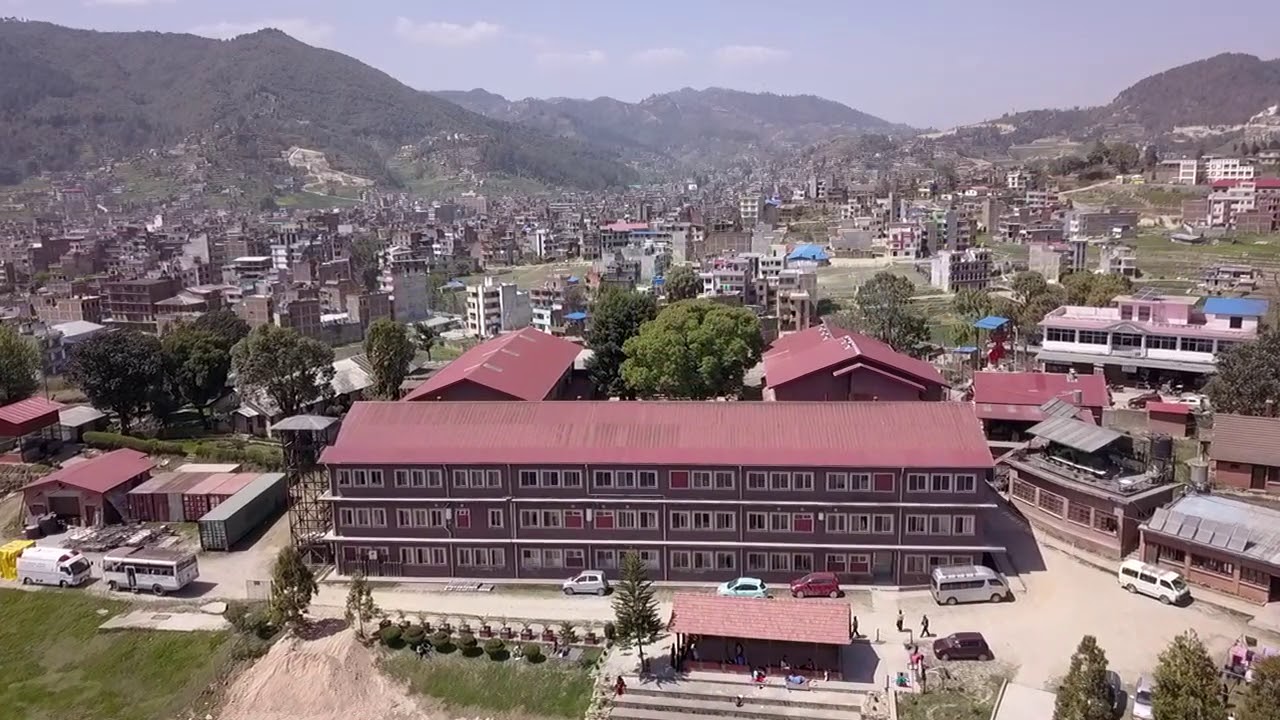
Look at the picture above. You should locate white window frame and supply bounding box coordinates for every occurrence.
[826,513,849,533]
[669,511,691,530]
[746,512,767,531]
[368,470,384,488]
[638,470,657,489]
[954,474,977,493]
[452,469,467,488]
[592,470,613,489]
[541,470,561,488]
[691,471,713,489]
[827,473,848,492]
[714,471,735,490]
[953,515,975,536]
[394,469,409,488]
[746,551,768,572]
[337,469,351,487]
[769,512,792,532]
[928,515,951,535]
[904,554,927,574]
[792,472,814,491]
[905,514,927,534]
[520,470,538,488]
[906,473,928,493]
[931,474,953,493]
[769,472,790,491]
[488,508,503,528]
[850,473,872,491]
[670,550,692,570]
[873,514,894,534]
[615,470,636,488]
[563,470,583,487]
[746,471,767,490]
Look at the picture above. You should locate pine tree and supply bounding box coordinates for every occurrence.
[1152,631,1227,720]
[1236,655,1280,720]
[611,550,663,669]
[270,546,318,630]
[1054,635,1113,720]
[344,571,380,638]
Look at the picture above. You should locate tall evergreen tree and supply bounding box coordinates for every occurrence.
[611,551,663,669]
[269,546,318,630]
[1152,631,1227,720]
[1054,635,1113,720]
[1236,655,1280,720]
[364,318,415,399]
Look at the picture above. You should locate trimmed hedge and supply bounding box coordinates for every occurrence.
[82,431,283,470]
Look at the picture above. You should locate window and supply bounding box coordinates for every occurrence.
[636,549,661,569]
[691,511,713,531]
[826,514,849,533]
[746,512,767,531]
[669,511,691,530]
[1078,330,1108,345]
[1229,316,1244,330]
[1147,335,1178,350]
[906,474,928,493]
[368,470,384,487]
[455,509,471,529]
[670,550,691,570]
[1037,490,1065,517]
[488,509,503,528]
[615,471,636,489]
[952,515,975,536]
[565,549,585,569]
[1045,327,1076,343]
[954,474,977,493]
[716,551,736,571]
[540,470,561,488]
[1241,567,1269,588]
[1067,502,1092,526]
[1137,306,1151,322]
[826,554,847,572]
[1111,332,1143,349]
[928,515,950,535]
[792,472,814,491]
[592,471,613,489]
[563,470,582,488]
[1154,544,1185,564]
[770,472,790,491]
[1180,337,1214,353]
[691,471,713,489]
[468,469,486,488]
[746,552,767,572]
[1218,341,1239,354]
[904,554,927,575]
[792,553,814,572]
[827,473,848,492]
[714,471,735,490]
[793,513,814,533]
[715,512,736,531]
[669,470,688,489]
[595,549,618,569]
[769,553,791,572]
[1190,554,1234,576]
[394,470,409,488]
[542,549,564,568]
[1093,512,1118,535]
[343,508,386,527]
[638,471,658,489]
[746,472,767,490]
[336,469,351,487]
[873,473,895,492]
[520,471,539,488]
[1010,479,1037,503]
[873,514,894,534]
[905,515,927,534]
[487,470,502,488]
[594,511,614,529]
[564,510,584,529]
[452,470,467,488]
[930,474,952,492]
[849,513,870,533]
[769,513,792,532]
[352,470,368,487]
[400,547,446,565]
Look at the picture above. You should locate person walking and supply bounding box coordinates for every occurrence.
[615,676,627,697]
[851,616,859,639]
[895,609,904,632]
[920,614,931,638]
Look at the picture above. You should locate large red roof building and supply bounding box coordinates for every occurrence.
[762,323,947,401]
[401,327,582,402]
[23,449,155,526]
[321,401,1000,585]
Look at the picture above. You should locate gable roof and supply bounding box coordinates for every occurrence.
[1144,494,1280,568]
[1210,414,1280,467]
[668,593,850,645]
[972,371,1108,409]
[402,327,580,402]
[0,397,65,436]
[763,323,945,390]
[24,449,154,494]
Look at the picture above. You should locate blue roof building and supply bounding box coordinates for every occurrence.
[787,244,830,262]
[1204,297,1269,318]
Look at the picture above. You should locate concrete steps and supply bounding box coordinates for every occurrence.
[615,693,860,720]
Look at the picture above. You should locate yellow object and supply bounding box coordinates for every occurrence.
[0,540,35,580]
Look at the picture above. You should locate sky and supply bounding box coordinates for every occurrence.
[6,0,1280,128]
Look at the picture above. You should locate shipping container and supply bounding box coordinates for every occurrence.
[127,472,212,522]
[203,473,260,514]
[182,473,237,521]
[0,540,35,580]
[198,473,287,551]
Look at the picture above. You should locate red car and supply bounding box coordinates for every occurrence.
[789,572,842,598]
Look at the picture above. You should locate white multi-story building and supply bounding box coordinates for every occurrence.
[1038,293,1266,377]
[739,194,763,227]
[379,249,431,324]
[930,248,992,293]
[465,276,532,339]
[1164,158,1202,185]
[885,222,924,259]
[1006,170,1029,191]
[1205,157,1256,183]
[1097,242,1139,278]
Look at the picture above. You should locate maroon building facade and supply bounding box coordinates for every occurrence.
[321,401,1001,585]
[763,323,948,402]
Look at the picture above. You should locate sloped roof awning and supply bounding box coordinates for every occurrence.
[1027,417,1123,453]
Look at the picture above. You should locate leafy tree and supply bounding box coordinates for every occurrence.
[1207,328,1280,416]
[1109,143,1140,173]
[269,545,318,630]
[67,330,162,434]
[621,300,762,400]
[344,571,380,638]
[0,325,40,405]
[364,318,415,400]
[1152,631,1227,720]
[1142,145,1160,169]
[586,288,658,397]
[191,308,250,351]
[611,551,663,670]
[161,327,230,426]
[231,324,335,418]
[1011,271,1049,305]
[410,321,438,361]
[1085,273,1132,307]
[1061,272,1097,306]
[1236,655,1280,720]
[663,264,701,302]
[1053,635,1113,720]
[842,272,929,355]
[348,236,384,293]
[952,288,993,321]
[1087,141,1110,167]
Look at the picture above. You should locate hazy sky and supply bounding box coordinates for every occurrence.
[8,0,1280,128]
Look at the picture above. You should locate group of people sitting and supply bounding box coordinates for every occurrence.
[747,656,814,689]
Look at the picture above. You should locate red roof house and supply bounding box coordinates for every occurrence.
[971,371,1108,426]
[23,449,155,526]
[763,323,947,402]
[402,327,582,402]
[0,397,64,437]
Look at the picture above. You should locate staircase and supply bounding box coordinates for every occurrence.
[613,673,869,720]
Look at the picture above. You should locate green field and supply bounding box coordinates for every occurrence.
[381,647,600,718]
[0,590,230,720]
[276,191,361,209]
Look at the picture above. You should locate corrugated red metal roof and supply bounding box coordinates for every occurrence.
[972,372,1108,409]
[25,449,154,494]
[321,401,994,468]
[402,327,581,402]
[1146,401,1191,416]
[0,397,65,436]
[185,472,238,497]
[668,593,850,645]
[763,323,945,390]
[128,472,212,496]
[974,403,1093,424]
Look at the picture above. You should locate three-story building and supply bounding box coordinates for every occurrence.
[320,401,999,585]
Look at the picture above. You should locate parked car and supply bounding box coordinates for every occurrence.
[1127,391,1162,409]
[561,570,609,596]
[789,572,842,599]
[717,577,768,598]
[932,632,993,661]
[1104,670,1125,715]
[1117,559,1190,605]
[1132,675,1155,719]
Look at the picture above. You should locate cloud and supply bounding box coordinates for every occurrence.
[189,18,335,47]
[392,17,503,47]
[713,45,790,67]
[535,49,607,69]
[630,47,688,67]
[85,0,174,5]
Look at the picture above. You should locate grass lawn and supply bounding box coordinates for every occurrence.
[0,589,230,720]
[381,646,601,719]
[897,676,1005,720]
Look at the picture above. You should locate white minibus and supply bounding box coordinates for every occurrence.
[102,547,200,596]
[930,564,1012,605]
[16,546,92,587]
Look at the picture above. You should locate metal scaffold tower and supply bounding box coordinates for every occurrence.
[271,415,339,566]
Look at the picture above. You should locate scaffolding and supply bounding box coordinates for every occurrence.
[272,415,339,566]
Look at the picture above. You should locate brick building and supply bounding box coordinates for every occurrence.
[1210,414,1280,491]
[763,323,947,401]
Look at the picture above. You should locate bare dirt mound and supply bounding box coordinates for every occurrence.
[219,631,432,720]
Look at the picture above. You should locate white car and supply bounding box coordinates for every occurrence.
[561,571,609,596]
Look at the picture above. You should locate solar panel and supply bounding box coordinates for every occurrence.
[1227,532,1249,553]
[1133,286,1164,301]
[1177,517,1201,540]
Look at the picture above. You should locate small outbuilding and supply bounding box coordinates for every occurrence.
[22,449,155,526]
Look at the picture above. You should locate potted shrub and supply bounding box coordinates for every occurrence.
[458,618,472,635]
[429,630,453,653]
[519,622,534,641]
[523,643,544,664]
[438,617,453,634]
[540,624,557,643]
[478,618,493,638]
[558,621,579,645]
[603,621,616,645]
[483,637,505,660]
[458,631,480,657]
[403,624,426,648]
[418,614,433,633]
[499,618,513,640]
[379,625,404,648]
[396,610,410,629]
[583,625,599,645]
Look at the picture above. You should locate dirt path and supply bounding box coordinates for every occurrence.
[219,630,433,720]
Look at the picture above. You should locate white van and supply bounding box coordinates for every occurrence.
[102,546,199,596]
[16,546,93,588]
[1118,559,1189,605]
[930,565,1012,605]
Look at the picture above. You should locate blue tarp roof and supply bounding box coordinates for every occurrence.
[652,276,665,286]
[1204,297,1269,317]
[564,311,588,321]
[974,316,1010,330]
[787,244,830,261]
[444,279,466,289]
[951,346,979,354]
[567,276,580,283]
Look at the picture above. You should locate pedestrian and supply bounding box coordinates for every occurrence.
[895,609,904,632]
[921,614,930,638]
[615,676,627,696]
[851,616,859,639]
